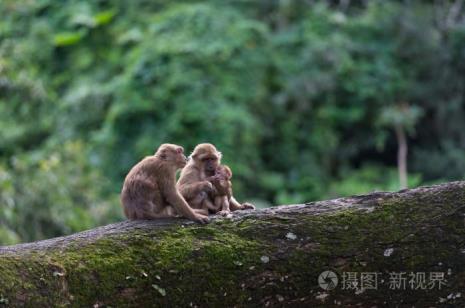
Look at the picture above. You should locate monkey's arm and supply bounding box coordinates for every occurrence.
[162,180,209,224]
[178,181,212,199]
[229,196,242,211]
[220,196,230,212]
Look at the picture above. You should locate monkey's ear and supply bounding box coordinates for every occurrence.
[217,151,223,160]
[159,150,168,160]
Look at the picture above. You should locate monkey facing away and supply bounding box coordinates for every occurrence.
[121,143,209,224]
[177,143,255,214]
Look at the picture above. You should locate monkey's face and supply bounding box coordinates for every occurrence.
[201,155,219,173]
[174,147,188,168]
[190,143,222,174]
[216,165,232,180]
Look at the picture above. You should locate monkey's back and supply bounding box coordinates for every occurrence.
[121,156,162,206]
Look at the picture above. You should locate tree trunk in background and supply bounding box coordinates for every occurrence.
[1,182,465,307]
[395,124,408,190]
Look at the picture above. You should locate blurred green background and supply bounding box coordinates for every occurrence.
[1,0,465,245]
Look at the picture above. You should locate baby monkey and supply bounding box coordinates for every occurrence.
[211,165,233,215]
[192,164,233,215]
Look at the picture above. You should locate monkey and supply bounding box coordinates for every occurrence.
[177,143,255,214]
[121,143,209,224]
[176,143,218,211]
[210,164,233,215]
[189,164,233,214]
[212,164,233,198]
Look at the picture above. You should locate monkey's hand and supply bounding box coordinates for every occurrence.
[201,181,214,192]
[241,202,255,210]
[193,213,210,224]
[217,210,231,216]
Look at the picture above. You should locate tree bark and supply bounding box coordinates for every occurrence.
[1,181,465,307]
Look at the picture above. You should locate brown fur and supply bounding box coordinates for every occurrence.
[177,143,218,211]
[212,165,233,196]
[177,143,255,215]
[210,165,233,215]
[121,143,209,224]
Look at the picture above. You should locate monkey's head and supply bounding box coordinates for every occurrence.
[216,165,232,180]
[190,143,222,174]
[155,143,187,169]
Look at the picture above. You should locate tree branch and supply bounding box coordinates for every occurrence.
[1,182,465,306]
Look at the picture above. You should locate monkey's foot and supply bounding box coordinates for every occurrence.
[241,203,255,210]
[217,210,231,216]
[193,214,210,224]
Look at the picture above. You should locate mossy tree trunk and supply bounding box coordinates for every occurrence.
[1,182,465,307]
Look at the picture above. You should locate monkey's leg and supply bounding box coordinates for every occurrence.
[123,203,136,219]
[134,202,174,220]
[229,196,243,211]
[147,189,181,218]
[163,186,210,224]
[203,197,218,211]
[188,192,211,215]
[139,210,172,219]
[189,192,207,209]
[217,196,231,216]
[229,196,255,211]
[223,196,230,212]
[157,205,180,217]
[130,188,179,219]
[214,196,225,211]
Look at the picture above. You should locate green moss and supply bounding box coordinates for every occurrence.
[18,221,265,307]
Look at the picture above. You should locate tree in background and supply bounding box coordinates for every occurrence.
[379,103,423,189]
[1,1,465,244]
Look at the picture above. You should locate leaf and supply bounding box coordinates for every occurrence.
[94,10,117,26]
[152,284,166,296]
[53,31,85,46]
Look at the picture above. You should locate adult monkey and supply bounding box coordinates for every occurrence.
[121,143,209,224]
[177,143,255,213]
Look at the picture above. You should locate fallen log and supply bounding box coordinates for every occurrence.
[1,181,465,307]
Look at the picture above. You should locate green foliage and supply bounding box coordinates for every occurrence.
[0,0,464,244]
[379,104,424,131]
[326,164,422,199]
[96,3,269,181]
[0,141,121,243]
